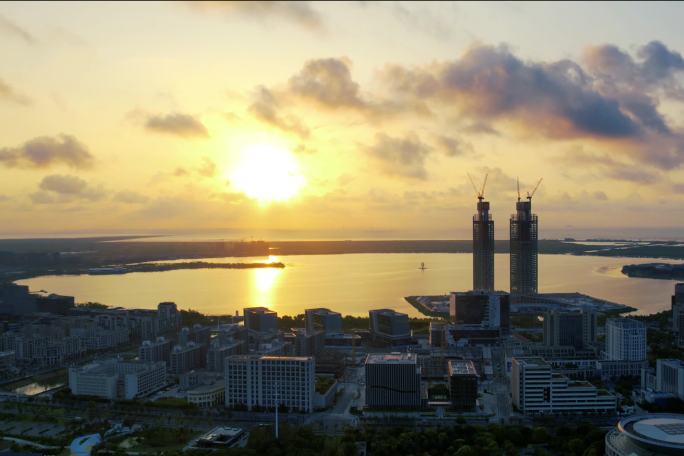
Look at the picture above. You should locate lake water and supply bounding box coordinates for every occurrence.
[17,253,683,317]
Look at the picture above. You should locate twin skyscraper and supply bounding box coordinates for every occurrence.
[470,175,541,296]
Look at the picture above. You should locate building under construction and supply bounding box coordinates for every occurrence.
[471,175,495,291]
[510,179,541,296]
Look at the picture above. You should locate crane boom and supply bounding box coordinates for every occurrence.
[516,177,521,202]
[480,173,489,199]
[528,177,543,199]
[467,173,480,199]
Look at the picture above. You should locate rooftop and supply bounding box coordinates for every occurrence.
[514,357,550,368]
[447,359,478,376]
[618,414,684,449]
[366,352,416,364]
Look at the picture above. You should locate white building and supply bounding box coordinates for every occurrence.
[656,359,684,400]
[69,359,166,400]
[224,355,314,413]
[187,381,225,408]
[511,357,616,415]
[605,318,646,361]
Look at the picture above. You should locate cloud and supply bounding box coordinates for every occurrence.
[289,58,365,109]
[0,134,94,169]
[197,157,217,177]
[187,1,324,31]
[113,191,149,204]
[249,86,309,138]
[364,133,432,179]
[434,135,472,157]
[145,113,209,138]
[0,78,31,105]
[556,148,660,183]
[0,14,35,44]
[32,174,105,203]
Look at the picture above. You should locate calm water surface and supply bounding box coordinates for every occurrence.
[17,253,682,317]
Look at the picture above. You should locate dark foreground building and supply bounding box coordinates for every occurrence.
[510,198,538,296]
[473,197,494,291]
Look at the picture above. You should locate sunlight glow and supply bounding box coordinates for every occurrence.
[230,143,305,203]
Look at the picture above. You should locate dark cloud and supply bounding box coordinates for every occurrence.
[145,113,209,138]
[0,134,94,169]
[638,41,684,84]
[187,1,324,31]
[249,86,309,138]
[113,191,149,204]
[383,45,641,139]
[289,58,365,109]
[32,174,105,203]
[462,122,500,136]
[0,78,31,105]
[364,133,432,179]
[0,14,35,44]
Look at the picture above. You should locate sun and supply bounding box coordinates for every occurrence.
[229,143,305,203]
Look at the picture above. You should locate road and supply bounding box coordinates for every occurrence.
[304,366,363,434]
[491,347,512,423]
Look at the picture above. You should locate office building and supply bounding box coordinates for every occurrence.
[511,357,616,415]
[368,309,412,347]
[139,337,172,365]
[449,291,510,335]
[35,293,75,315]
[186,381,225,408]
[672,284,684,348]
[605,414,684,456]
[448,360,479,411]
[365,353,422,409]
[510,198,538,296]
[473,196,495,291]
[169,342,204,374]
[224,355,315,413]
[68,359,166,400]
[0,283,37,315]
[243,307,278,334]
[543,309,596,349]
[605,318,646,361]
[655,359,684,401]
[305,308,342,335]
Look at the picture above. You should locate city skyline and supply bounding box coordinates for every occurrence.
[2,2,684,240]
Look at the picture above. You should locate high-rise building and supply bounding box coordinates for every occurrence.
[511,357,616,415]
[672,284,684,348]
[605,318,646,361]
[543,309,596,349]
[368,309,412,347]
[510,199,538,296]
[224,355,315,413]
[305,308,342,336]
[365,353,422,409]
[448,360,479,411]
[473,198,494,291]
[169,342,204,374]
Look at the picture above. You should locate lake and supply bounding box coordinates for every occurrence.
[17,253,683,317]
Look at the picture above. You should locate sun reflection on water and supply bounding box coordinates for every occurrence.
[252,256,282,307]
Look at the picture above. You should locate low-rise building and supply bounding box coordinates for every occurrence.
[511,357,616,415]
[169,342,204,374]
[139,337,172,365]
[68,359,166,400]
[186,381,225,407]
[368,309,412,347]
[605,413,684,455]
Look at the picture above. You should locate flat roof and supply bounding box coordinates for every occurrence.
[366,352,416,364]
[514,357,550,368]
[447,359,478,376]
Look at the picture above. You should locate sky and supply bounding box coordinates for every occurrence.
[2,1,684,240]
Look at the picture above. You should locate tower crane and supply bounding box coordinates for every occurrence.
[467,172,489,201]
